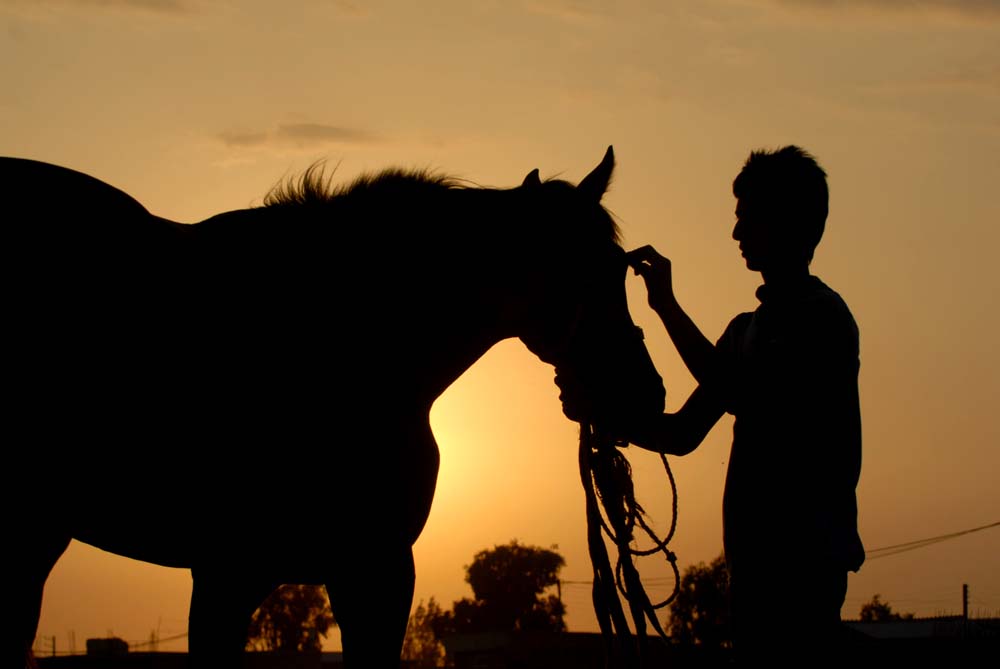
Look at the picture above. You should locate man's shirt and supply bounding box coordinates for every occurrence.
[714,275,865,574]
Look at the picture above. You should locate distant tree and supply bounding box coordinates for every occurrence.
[432,540,567,636]
[402,598,448,668]
[859,594,914,622]
[666,554,731,648]
[246,584,336,652]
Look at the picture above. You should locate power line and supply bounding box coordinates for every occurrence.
[560,520,999,583]
[865,521,999,560]
[128,631,188,649]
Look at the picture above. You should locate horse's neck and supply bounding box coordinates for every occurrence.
[394,305,512,405]
[188,204,520,408]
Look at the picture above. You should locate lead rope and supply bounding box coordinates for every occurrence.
[579,422,681,668]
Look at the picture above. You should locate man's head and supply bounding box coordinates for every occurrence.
[731,145,829,272]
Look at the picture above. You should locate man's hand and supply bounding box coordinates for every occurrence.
[627,245,676,314]
[627,243,721,392]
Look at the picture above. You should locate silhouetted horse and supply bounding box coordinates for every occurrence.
[4,148,665,668]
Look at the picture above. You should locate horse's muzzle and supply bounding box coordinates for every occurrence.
[554,357,665,438]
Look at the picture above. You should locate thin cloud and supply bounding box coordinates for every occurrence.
[276,123,378,146]
[521,0,609,23]
[331,0,368,17]
[2,0,192,14]
[3,0,370,19]
[217,130,270,149]
[861,65,1000,97]
[768,0,1000,21]
[217,123,380,151]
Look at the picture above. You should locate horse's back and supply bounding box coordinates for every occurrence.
[3,159,196,491]
[1,156,148,205]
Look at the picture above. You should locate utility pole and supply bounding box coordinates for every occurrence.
[962,583,969,639]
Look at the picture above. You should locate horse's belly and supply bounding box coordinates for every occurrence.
[51,461,420,572]
[65,484,340,572]
[34,417,440,575]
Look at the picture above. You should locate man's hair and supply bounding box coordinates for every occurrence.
[732,145,829,262]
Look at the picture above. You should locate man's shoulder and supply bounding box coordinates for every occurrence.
[804,278,858,328]
[716,310,755,348]
[798,278,860,356]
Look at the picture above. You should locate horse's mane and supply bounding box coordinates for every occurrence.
[262,162,469,208]
[261,160,621,245]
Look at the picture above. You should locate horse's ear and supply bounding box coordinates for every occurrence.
[522,168,541,188]
[578,145,615,201]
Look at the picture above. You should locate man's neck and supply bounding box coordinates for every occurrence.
[760,264,811,287]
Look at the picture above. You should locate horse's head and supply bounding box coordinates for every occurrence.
[515,147,665,438]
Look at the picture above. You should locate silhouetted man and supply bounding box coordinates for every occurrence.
[625,146,864,665]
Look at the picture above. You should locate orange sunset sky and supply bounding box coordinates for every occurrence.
[3,0,998,654]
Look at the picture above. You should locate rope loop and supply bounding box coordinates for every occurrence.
[580,422,681,667]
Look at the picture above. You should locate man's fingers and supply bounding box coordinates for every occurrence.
[626,245,654,263]
[627,245,656,275]
[628,246,672,280]
[627,245,666,266]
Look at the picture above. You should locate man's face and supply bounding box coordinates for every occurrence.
[732,197,781,272]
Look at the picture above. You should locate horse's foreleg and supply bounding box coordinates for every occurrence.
[326,546,415,669]
[188,569,275,669]
[6,527,69,669]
